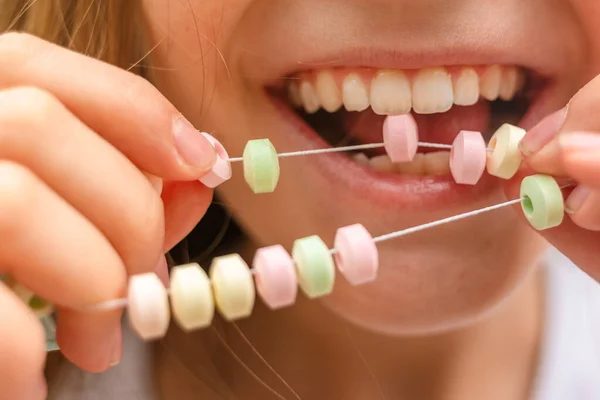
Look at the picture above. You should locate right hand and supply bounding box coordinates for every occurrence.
[0,32,218,399]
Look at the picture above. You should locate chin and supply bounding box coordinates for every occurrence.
[318,218,549,336]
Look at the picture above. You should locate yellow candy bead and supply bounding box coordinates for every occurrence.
[486,124,526,179]
[520,174,564,230]
[170,263,214,331]
[210,254,255,321]
[292,235,335,298]
[243,139,280,193]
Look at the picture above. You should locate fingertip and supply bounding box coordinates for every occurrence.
[56,308,123,373]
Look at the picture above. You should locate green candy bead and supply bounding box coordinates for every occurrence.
[243,139,280,193]
[520,174,564,230]
[292,235,335,298]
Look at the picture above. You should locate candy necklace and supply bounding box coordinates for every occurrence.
[2,114,567,349]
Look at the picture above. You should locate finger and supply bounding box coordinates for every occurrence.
[564,185,600,231]
[519,74,600,175]
[162,180,213,252]
[0,283,47,400]
[56,308,122,373]
[0,32,216,180]
[0,161,127,371]
[0,161,125,308]
[0,87,164,274]
[505,172,600,280]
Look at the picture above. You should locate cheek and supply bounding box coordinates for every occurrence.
[139,0,252,120]
[319,212,548,336]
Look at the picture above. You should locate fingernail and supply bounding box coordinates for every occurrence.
[519,106,568,156]
[559,131,600,153]
[173,115,217,171]
[565,185,591,214]
[109,326,122,367]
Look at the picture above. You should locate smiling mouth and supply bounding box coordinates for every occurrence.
[279,65,542,178]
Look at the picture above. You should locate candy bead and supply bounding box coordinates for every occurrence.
[520,174,564,230]
[486,124,526,179]
[210,254,255,320]
[243,139,280,193]
[170,263,214,331]
[253,245,297,309]
[333,224,379,285]
[449,130,487,185]
[382,114,419,162]
[127,273,170,340]
[199,133,232,188]
[292,235,335,298]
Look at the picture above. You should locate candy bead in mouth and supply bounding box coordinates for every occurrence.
[486,124,526,179]
[382,114,419,163]
[449,130,487,185]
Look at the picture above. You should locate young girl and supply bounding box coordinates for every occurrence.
[1,1,600,399]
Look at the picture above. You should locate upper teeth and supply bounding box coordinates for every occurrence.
[289,65,524,115]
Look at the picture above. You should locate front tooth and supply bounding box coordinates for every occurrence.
[370,70,411,115]
[369,155,395,173]
[453,68,479,106]
[412,67,454,114]
[352,152,369,166]
[395,153,425,175]
[499,67,518,101]
[422,151,451,176]
[316,70,342,112]
[342,73,370,112]
[480,65,502,101]
[299,81,321,113]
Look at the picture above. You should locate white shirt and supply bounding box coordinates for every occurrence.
[531,248,600,400]
[48,248,600,399]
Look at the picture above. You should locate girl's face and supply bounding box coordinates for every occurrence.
[141,0,599,335]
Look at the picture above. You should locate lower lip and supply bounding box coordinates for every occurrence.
[270,96,504,210]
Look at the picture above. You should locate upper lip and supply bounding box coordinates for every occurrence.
[244,14,579,91]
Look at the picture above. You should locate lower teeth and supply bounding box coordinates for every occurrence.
[353,151,451,176]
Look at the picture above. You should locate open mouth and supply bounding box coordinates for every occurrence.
[265,64,549,208]
[287,66,539,176]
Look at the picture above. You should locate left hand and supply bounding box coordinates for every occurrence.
[505,74,600,281]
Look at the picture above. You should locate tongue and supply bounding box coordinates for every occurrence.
[342,101,491,154]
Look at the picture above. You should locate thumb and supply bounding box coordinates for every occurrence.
[504,170,600,281]
[518,74,600,179]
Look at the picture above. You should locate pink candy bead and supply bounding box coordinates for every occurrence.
[199,133,232,188]
[449,130,487,185]
[253,245,298,309]
[382,114,419,162]
[333,224,379,285]
[127,273,170,340]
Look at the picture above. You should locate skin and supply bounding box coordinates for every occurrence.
[1,0,600,399]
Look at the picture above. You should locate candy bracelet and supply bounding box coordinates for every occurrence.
[0,115,568,350]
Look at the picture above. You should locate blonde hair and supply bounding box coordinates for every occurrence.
[0,0,147,75]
